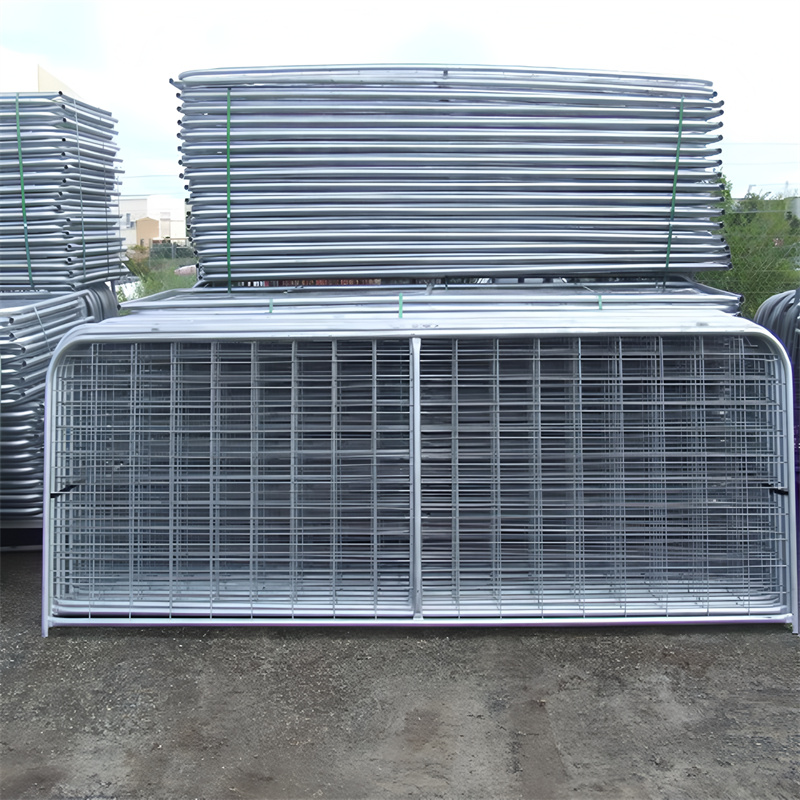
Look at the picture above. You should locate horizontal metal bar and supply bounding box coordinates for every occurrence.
[43,614,794,631]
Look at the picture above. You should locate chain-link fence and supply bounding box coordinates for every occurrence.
[119,241,197,302]
[698,194,800,319]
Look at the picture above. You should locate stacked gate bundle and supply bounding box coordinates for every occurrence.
[40,66,797,632]
[0,93,127,289]
[0,91,127,536]
[42,285,797,631]
[124,277,743,315]
[755,289,800,369]
[173,65,729,285]
[1,287,114,521]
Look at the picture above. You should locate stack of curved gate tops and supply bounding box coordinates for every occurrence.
[756,289,800,370]
[1,92,126,537]
[0,93,127,289]
[41,66,797,633]
[174,65,729,285]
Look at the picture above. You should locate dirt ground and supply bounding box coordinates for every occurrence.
[1,550,798,800]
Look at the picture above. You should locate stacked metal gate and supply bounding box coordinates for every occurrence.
[1,288,115,523]
[0,93,127,289]
[43,291,797,629]
[174,65,729,283]
[41,66,797,632]
[1,92,125,533]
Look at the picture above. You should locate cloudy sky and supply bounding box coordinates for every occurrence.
[2,0,798,198]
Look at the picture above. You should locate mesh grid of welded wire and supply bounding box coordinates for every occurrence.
[0,92,127,289]
[173,65,729,284]
[45,323,795,625]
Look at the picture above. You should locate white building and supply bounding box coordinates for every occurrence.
[0,47,81,96]
[119,195,187,246]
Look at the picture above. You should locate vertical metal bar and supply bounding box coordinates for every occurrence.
[530,338,543,610]
[127,343,138,617]
[249,340,258,614]
[735,336,754,613]
[42,343,56,636]
[451,340,460,613]
[290,340,298,612]
[411,336,422,617]
[491,339,501,610]
[694,337,710,612]
[88,340,97,606]
[371,340,378,613]
[209,341,220,610]
[614,338,627,614]
[169,341,177,617]
[656,336,668,615]
[330,340,339,613]
[574,338,586,614]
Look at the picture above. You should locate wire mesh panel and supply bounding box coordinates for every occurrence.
[417,334,794,619]
[48,338,412,619]
[44,319,796,629]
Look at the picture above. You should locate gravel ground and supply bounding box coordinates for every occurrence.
[1,550,798,800]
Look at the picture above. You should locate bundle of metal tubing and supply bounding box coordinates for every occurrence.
[0,92,128,289]
[173,65,729,285]
[124,278,742,316]
[1,286,114,520]
[756,289,800,369]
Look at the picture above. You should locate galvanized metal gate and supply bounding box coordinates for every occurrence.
[43,311,797,631]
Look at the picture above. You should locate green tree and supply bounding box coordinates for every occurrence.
[698,185,800,318]
[120,243,197,302]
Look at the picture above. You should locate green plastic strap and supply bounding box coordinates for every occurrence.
[663,96,684,287]
[399,293,403,318]
[226,89,232,294]
[103,117,110,281]
[15,94,34,289]
[69,101,88,279]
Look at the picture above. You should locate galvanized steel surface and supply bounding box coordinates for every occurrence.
[124,279,742,316]
[173,65,729,284]
[756,289,800,368]
[0,92,128,289]
[42,306,797,630]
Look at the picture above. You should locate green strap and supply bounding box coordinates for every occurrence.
[226,88,232,293]
[103,118,110,281]
[15,94,34,289]
[70,101,88,280]
[663,96,684,287]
